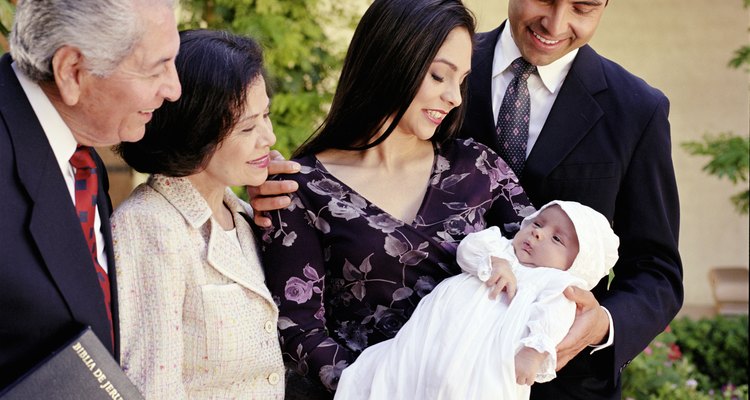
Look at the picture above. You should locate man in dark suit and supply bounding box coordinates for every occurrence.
[0,0,181,390]
[460,1,683,399]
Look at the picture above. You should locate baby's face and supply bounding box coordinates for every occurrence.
[512,205,580,270]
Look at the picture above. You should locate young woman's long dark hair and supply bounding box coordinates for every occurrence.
[294,0,475,158]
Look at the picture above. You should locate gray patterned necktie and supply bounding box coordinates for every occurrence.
[495,57,536,178]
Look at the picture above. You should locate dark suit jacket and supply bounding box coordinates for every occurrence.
[461,24,684,399]
[0,53,119,390]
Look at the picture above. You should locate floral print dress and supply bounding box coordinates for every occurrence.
[259,138,533,392]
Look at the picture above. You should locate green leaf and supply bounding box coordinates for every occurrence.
[0,0,15,36]
[728,45,750,71]
[179,0,365,159]
[682,133,750,214]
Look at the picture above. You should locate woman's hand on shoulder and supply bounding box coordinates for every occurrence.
[247,150,301,227]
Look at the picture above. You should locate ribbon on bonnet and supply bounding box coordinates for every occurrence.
[520,200,620,290]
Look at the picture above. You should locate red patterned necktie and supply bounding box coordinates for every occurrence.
[495,57,536,178]
[70,145,114,347]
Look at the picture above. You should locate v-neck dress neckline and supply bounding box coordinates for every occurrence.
[311,143,439,227]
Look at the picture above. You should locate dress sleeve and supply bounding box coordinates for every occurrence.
[113,202,189,399]
[519,281,577,383]
[259,189,353,392]
[456,226,514,281]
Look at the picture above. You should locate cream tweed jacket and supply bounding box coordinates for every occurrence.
[112,174,284,399]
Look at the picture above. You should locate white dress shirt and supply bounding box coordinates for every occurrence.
[491,27,577,158]
[490,29,613,351]
[12,62,109,273]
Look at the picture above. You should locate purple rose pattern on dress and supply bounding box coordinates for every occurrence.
[259,138,533,392]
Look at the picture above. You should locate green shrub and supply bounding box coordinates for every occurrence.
[671,315,749,388]
[622,316,749,400]
[178,0,366,159]
[622,328,713,399]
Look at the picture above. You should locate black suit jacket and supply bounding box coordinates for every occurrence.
[461,25,683,399]
[0,53,119,390]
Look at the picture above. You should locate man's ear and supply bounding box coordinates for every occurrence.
[51,46,84,106]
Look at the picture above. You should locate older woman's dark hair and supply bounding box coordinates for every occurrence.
[117,29,266,176]
[294,0,475,157]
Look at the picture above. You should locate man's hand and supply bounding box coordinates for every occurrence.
[247,150,300,227]
[486,257,517,300]
[555,286,610,370]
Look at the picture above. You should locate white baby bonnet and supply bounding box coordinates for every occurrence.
[520,200,620,290]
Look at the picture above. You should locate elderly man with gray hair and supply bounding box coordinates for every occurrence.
[0,0,181,390]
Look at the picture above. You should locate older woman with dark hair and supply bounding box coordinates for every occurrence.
[112,29,284,399]
[259,0,534,396]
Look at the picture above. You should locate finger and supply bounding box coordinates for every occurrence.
[249,180,299,198]
[489,283,504,300]
[488,277,509,300]
[267,158,301,175]
[564,286,591,304]
[557,324,589,354]
[269,149,285,160]
[506,278,517,300]
[486,268,505,286]
[246,185,260,199]
[556,353,573,371]
[555,340,586,371]
[253,214,273,228]
[250,194,292,214]
[563,286,581,302]
[557,334,574,354]
[564,286,600,311]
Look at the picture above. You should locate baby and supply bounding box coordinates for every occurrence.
[335,200,620,400]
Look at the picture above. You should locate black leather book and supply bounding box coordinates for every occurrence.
[0,326,144,400]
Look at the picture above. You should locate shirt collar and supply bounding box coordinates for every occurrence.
[491,23,579,94]
[11,62,78,170]
[148,174,247,229]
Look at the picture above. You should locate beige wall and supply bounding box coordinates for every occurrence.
[463,0,750,310]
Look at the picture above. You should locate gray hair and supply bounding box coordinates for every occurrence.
[10,0,174,82]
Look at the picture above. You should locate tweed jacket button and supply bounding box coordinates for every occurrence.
[268,372,280,385]
[264,320,274,333]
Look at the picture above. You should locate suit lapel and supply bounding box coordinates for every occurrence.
[464,25,503,145]
[524,45,607,180]
[1,55,113,352]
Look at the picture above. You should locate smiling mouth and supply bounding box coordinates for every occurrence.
[425,109,447,124]
[249,154,270,168]
[532,30,561,45]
